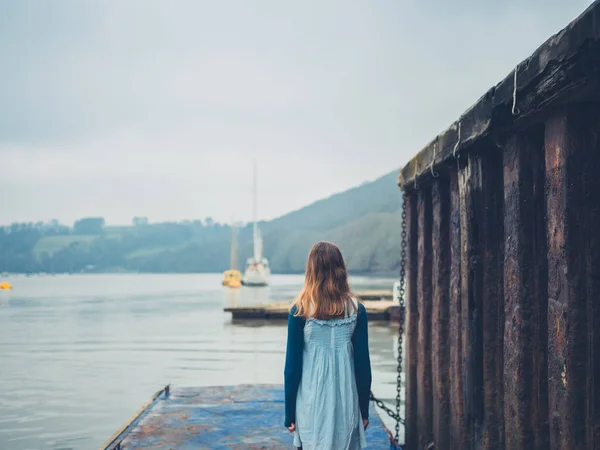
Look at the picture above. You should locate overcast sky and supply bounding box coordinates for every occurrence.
[0,0,593,226]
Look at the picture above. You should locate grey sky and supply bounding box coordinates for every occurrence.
[0,0,593,226]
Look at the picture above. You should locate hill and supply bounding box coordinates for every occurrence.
[0,170,403,274]
[258,170,402,273]
[263,170,401,233]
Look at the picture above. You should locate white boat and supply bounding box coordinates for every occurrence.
[242,161,270,287]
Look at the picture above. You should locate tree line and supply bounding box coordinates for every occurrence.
[0,218,240,274]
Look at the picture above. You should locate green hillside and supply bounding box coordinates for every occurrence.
[263,170,401,233]
[258,171,402,273]
[0,170,403,274]
[32,235,97,259]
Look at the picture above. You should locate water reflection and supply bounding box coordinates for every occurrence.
[223,285,241,307]
[0,273,401,450]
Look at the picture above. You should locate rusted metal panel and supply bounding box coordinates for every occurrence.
[502,131,529,450]
[530,127,550,450]
[545,108,589,450]
[480,144,506,450]
[458,153,484,450]
[103,385,393,449]
[586,105,600,450]
[398,92,492,190]
[398,0,600,190]
[503,129,549,450]
[404,192,419,450]
[431,176,451,449]
[398,5,600,449]
[449,167,467,450]
[416,188,433,449]
[531,127,550,450]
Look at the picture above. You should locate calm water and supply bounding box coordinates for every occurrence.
[0,274,402,450]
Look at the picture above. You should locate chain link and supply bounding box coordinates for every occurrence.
[369,193,407,449]
[396,192,407,446]
[370,392,405,424]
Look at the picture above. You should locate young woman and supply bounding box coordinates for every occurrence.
[284,241,372,449]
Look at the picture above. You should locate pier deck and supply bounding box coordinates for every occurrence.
[225,300,397,320]
[348,290,393,301]
[103,385,394,449]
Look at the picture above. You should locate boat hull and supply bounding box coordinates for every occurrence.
[241,280,268,287]
[242,262,270,287]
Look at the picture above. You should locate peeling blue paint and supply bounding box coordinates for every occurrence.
[104,384,394,449]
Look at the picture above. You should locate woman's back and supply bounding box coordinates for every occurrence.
[284,241,372,450]
[293,300,367,449]
[304,301,357,349]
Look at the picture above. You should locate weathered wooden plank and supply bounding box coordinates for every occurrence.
[480,143,505,450]
[458,153,485,449]
[398,0,600,189]
[404,193,419,450]
[416,188,433,449]
[545,107,589,450]
[503,129,549,450]
[431,176,451,449]
[449,166,467,450]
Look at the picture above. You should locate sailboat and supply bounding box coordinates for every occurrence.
[222,223,241,288]
[242,161,270,287]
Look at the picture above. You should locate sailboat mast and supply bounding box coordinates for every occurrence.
[252,160,260,262]
[253,160,257,234]
[230,223,238,270]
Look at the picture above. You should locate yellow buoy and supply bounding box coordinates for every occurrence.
[0,281,12,290]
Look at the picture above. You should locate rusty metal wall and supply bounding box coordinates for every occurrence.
[401,104,600,450]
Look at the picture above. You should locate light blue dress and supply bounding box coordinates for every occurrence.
[292,300,368,449]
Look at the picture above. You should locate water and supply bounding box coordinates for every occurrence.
[0,273,402,450]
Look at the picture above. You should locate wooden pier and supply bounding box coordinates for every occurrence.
[225,299,396,320]
[348,289,394,301]
[102,385,394,449]
[224,290,395,321]
[398,2,600,449]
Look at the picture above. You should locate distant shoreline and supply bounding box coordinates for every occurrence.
[2,270,398,278]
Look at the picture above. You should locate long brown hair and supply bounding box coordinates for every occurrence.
[292,241,357,319]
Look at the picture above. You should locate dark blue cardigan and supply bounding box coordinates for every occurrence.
[283,303,372,427]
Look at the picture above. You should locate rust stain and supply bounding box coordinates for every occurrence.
[104,385,393,449]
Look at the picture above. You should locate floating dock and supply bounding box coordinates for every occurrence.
[102,384,394,449]
[225,299,398,321]
[349,290,394,301]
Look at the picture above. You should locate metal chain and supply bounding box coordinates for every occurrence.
[370,193,407,448]
[396,192,407,447]
[370,392,405,424]
[370,193,407,449]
